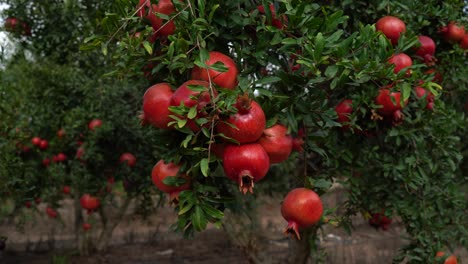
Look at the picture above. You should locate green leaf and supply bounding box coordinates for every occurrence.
[200,158,209,177]
[192,206,207,232]
[162,176,187,187]
[177,119,188,128]
[178,202,194,215]
[201,204,224,219]
[187,107,197,119]
[401,82,411,105]
[142,41,153,55]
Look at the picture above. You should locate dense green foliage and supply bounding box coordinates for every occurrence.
[1,0,467,263]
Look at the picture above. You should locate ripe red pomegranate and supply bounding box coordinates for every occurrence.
[155,0,177,36]
[257,4,288,29]
[170,80,214,131]
[82,223,92,232]
[42,158,51,167]
[119,152,137,167]
[335,99,353,124]
[281,188,323,240]
[141,83,174,129]
[375,16,406,45]
[414,86,435,110]
[76,147,84,160]
[292,128,305,153]
[368,212,393,230]
[388,53,412,75]
[375,88,406,116]
[25,201,32,208]
[53,153,68,163]
[257,124,293,164]
[216,95,266,143]
[4,17,19,32]
[440,22,465,43]
[223,143,270,194]
[38,140,49,150]
[192,51,239,90]
[80,194,100,211]
[63,186,71,195]
[435,252,458,264]
[460,34,468,49]
[88,119,102,131]
[57,128,65,138]
[46,207,58,218]
[151,160,191,202]
[425,68,443,84]
[136,0,161,29]
[31,137,41,146]
[415,36,436,64]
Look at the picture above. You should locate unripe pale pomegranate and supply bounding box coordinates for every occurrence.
[192,51,239,90]
[141,83,174,129]
[151,160,191,202]
[216,95,266,143]
[223,143,270,194]
[281,188,323,239]
[257,124,293,164]
[375,16,406,45]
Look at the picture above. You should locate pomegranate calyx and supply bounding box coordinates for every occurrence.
[236,93,252,114]
[168,191,182,204]
[284,221,301,240]
[239,171,255,194]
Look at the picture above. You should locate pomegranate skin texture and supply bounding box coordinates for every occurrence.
[375,16,406,45]
[223,143,270,194]
[257,124,293,164]
[151,160,191,202]
[335,99,353,123]
[216,95,266,144]
[281,188,323,240]
[142,83,174,129]
[192,51,239,90]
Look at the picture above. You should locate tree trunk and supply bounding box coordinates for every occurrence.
[95,197,132,252]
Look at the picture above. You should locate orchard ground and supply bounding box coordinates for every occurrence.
[1,188,467,264]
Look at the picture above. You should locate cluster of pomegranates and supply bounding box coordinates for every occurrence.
[334,15,454,128]
[141,49,323,238]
